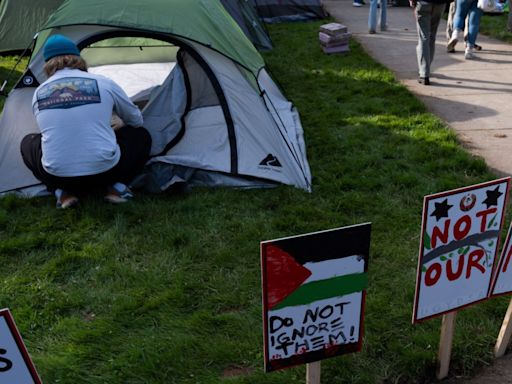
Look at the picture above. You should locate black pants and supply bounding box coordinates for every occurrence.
[20,126,152,194]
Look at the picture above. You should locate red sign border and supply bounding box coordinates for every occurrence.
[0,308,42,384]
[412,177,511,323]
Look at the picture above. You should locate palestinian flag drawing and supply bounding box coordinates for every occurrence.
[413,177,510,323]
[261,223,371,372]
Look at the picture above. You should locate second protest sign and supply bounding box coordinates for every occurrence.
[413,177,510,322]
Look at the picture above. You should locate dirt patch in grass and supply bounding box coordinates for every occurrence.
[221,365,255,378]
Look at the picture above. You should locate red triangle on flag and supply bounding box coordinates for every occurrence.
[265,244,312,309]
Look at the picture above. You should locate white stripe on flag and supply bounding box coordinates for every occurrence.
[302,255,365,284]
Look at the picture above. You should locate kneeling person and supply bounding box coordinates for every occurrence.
[21,34,152,208]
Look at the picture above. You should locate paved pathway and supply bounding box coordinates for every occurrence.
[324,0,512,177]
[322,2,512,382]
[444,352,512,383]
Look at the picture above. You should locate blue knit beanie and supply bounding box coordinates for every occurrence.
[43,34,80,62]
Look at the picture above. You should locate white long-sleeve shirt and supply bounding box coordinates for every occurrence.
[32,68,143,177]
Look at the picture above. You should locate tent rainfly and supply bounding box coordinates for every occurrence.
[0,0,64,54]
[0,0,270,54]
[0,0,311,196]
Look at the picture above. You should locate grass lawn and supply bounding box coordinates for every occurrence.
[1,21,511,383]
[479,12,512,41]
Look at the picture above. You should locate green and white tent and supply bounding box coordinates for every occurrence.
[220,0,272,51]
[0,0,311,196]
[0,0,64,54]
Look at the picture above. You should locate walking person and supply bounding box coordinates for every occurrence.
[410,0,447,85]
[368,0,387,33]
[446,0,483,59]
[446,1,482,52]
[20,34,152,209]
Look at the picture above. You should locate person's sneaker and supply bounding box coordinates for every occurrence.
[464,42,482,51]
[55,189,79,209]
[447,29,460,52]
[465,47,475,59]
[353,1,362,6]
[369,29,376,34]
[104,182,134,204]
[418,77,430,86]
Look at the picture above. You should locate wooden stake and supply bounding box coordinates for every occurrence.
[306,361,321,384]
[436,311,457,380]
[495,298,512,358]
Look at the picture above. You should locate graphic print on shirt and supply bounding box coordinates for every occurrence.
[37,77,101,110]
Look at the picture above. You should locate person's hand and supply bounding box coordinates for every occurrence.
[409,0,416,7]
[111,113,125,131]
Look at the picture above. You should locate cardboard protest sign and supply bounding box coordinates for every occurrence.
[261,223,371,372]
[491,222,512,296]
[413,178,510,323]
[0,309,41,384]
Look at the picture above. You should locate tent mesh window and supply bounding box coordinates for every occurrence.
[81,37,179,109]
[179,50,220,111]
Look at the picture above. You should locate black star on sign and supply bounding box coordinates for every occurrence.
[483,186,503,208]
[430,199,453,221]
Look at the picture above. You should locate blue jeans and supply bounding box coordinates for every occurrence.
[369,0,387,31]
[453,0,482,47]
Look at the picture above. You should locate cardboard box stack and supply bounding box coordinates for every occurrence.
[319,23,351,54]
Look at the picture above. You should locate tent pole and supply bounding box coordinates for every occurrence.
[0,38,34,96]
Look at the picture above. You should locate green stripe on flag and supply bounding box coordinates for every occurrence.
[272,272,368,310]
